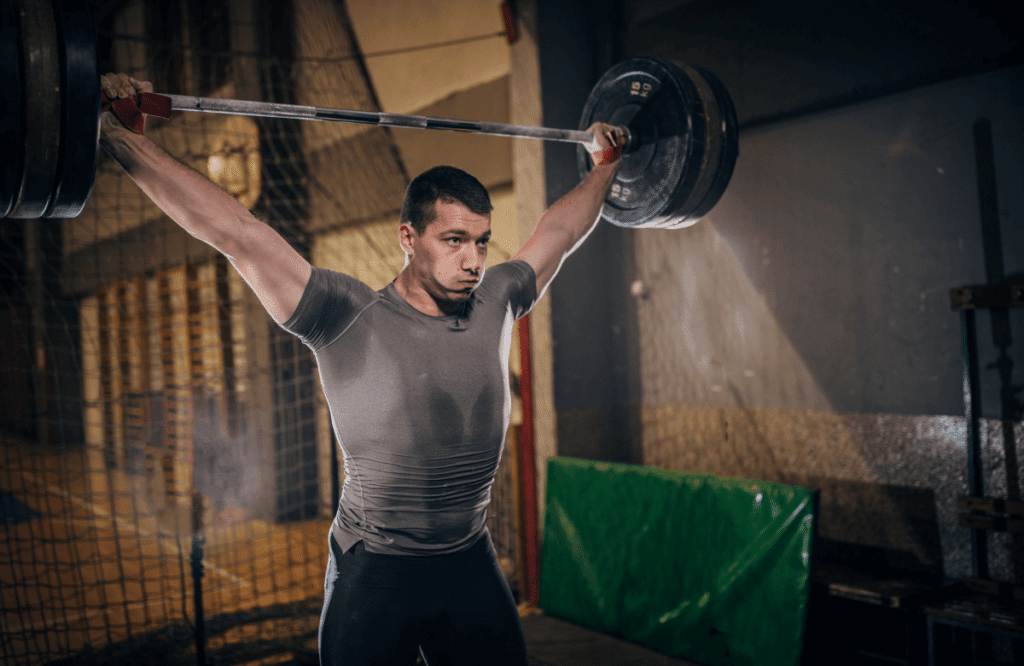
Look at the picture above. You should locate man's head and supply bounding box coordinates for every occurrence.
[398,167,493,312]
[400,166,492,235]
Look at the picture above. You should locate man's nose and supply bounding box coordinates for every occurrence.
[462,244,484,273]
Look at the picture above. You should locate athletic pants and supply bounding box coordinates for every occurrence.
[319,530,528,665]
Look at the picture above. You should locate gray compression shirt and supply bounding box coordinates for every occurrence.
[282,260,537,555]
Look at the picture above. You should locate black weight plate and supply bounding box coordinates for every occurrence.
[0,0,23,217]
[45,0,100,218]
[694,65,739,220]
[665,63,738,227]
[578,57,739,229]
[578,57,706,229]
[646,61,712,229]
[9,0,62,218]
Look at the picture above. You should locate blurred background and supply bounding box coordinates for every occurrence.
[1,0,1021,664]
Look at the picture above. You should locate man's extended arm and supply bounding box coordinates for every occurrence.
[512,122,623,297]
[99,73,310,324]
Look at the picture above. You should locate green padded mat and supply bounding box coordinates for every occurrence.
[539,457,816,666]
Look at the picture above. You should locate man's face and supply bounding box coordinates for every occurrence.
[401,200,491,307]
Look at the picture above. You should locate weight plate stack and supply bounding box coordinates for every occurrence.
[578,57,738,230]
[8,0,62,218]
[0,0,23,217]
[47,0,100,219]
[675,62,738,224]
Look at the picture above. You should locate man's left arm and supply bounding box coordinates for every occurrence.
[512,122,625,297]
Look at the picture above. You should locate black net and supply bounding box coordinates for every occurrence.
[1,1,524,664]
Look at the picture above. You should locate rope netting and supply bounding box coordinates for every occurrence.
[1,1,525,664]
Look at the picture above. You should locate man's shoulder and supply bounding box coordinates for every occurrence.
[282,266,380,349]
[292,266,380,321]
[478,260,537,317]
[485,259,535,285]
[309,266,377,297]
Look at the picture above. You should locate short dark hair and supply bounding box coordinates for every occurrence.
[401,166,492,234]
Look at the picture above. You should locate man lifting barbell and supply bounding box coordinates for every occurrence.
[99,71,625,666]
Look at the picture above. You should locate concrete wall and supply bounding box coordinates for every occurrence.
[640,68,1023,415]
[538,0,642,466]
[633,67,1023,580]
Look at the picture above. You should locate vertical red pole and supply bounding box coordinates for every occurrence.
[517,315,540,606]
[499,2,519,44]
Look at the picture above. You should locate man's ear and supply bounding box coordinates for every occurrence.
[398,222,417,255]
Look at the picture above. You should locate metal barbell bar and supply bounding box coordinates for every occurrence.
[163,94,607,147]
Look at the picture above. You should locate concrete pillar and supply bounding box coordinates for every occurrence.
[510,0,557,537]
[537,0,641,466]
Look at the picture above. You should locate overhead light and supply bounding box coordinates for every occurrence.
[207,116,261,209]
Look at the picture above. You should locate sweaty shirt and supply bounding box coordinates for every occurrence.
[282,260,537,556]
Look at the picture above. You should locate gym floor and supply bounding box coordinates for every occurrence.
[522,613,699,666]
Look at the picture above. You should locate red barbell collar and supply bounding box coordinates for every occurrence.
[102,92,172,135]
[592,143,623,166]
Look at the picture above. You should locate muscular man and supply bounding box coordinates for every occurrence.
[100,72,624,665]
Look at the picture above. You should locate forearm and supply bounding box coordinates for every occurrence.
[513,160,618,295]
[540,161,619,251]
[100,128,254,257]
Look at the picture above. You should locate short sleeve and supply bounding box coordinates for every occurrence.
[497,260,538,320]
[280,267,376,352]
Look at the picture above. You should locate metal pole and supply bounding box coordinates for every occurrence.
[961,308,988,579]
[516,315,540,606]
[24,219,51,446]
[164,94,597,145]
[191,490,206,666]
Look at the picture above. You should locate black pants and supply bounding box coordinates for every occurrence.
[319,531,528,665]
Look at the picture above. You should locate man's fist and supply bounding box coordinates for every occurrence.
[101,72,153,102]
[100,73,162,137]
[586,122,628,166]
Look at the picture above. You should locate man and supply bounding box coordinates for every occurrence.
[100,72,624,665]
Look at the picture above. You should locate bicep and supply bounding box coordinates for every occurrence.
[513,207,602,297]
[225,215,311,323]
[512,165,614,296]
[512,226,572,297]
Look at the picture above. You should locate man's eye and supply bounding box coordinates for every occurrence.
[446,238,461,245]
[478,239,490,247]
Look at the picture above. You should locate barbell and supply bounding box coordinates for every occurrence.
[1,0,738,229]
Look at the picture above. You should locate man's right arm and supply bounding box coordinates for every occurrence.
[99,74,310,324]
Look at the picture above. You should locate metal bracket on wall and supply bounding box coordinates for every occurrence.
[949,284,1024,311]
[951,283,1024,581]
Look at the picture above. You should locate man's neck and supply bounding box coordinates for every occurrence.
[394,269,461,317]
